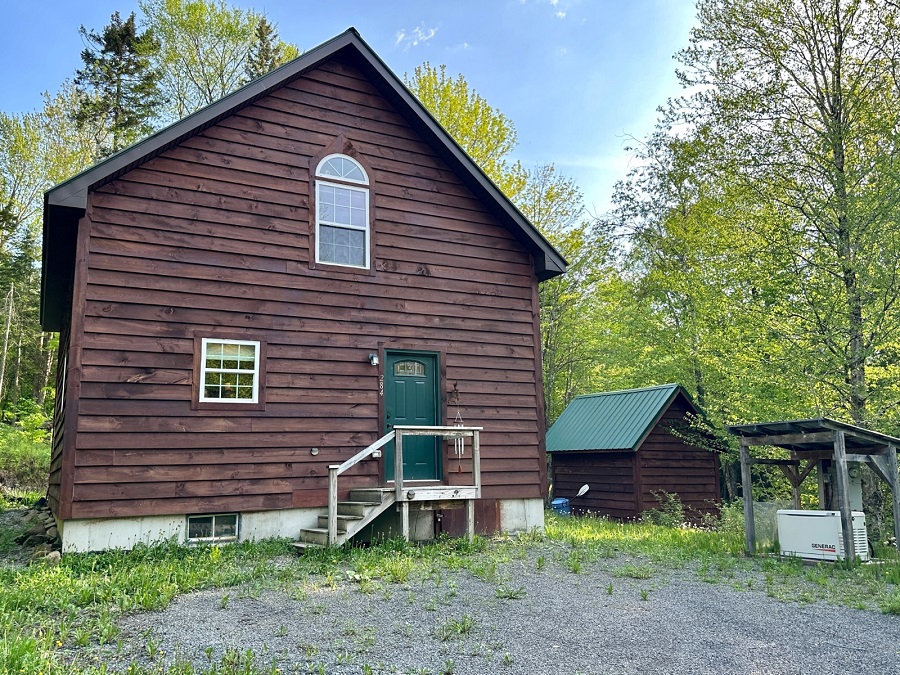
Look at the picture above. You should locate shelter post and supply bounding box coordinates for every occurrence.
[832,431,855,562]
[739,439,755,555]
[887,445,900,554]
[817,460,829,509]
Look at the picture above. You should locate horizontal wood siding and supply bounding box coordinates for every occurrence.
[637,395,721,516]
[48,319,70,516]
[69,57,543,519]
[552,452,637,518]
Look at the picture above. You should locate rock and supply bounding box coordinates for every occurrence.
[44,551,61,565]
[22,534,51,548]
[47,526,59,539]
[33,496,47,509]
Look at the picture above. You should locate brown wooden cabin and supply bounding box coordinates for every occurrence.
[547,384,720,519]
[40,28,565,552]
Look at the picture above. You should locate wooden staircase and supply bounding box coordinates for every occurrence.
[293,488,396,550]
[292,426,482,551]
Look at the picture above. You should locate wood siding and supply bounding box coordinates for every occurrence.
[48,316,70,516]
[637,396,721,516]
[552,452,637,518]
[63,57,544,519]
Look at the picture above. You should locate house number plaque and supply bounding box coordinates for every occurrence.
[379,375,384,397]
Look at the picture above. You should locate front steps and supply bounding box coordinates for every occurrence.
[294,487,395,550]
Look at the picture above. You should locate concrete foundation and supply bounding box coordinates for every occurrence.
[59,498,546,552]
[499,498,545,533]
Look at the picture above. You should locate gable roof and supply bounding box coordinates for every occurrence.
[41,27,566,331]
[546,384,697,453]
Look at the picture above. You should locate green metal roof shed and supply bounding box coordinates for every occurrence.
[548,384,721,519]
[547,383,686,453]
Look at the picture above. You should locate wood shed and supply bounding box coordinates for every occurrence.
[547,384,721,518]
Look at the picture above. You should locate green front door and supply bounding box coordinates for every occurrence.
[384,351,440,481]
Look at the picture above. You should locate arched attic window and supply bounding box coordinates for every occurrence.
[315,154,370,269]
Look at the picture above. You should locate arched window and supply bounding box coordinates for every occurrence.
[315,154,369,268]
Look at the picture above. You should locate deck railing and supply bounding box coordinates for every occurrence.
[393,425,482,541]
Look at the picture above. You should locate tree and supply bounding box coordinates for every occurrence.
[73,11,162,156]
[518,165,615,422]
[141,0,298,120]
[678,0,900,430]
[244,17,299,81]
[0,84,95,413]
[406,63,527,199]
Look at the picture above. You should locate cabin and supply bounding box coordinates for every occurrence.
[546,384,720,519]
[40,28,565,552]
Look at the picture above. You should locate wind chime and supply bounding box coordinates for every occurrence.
[450,382,465,473]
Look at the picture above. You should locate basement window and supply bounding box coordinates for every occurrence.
[187,513,239,543]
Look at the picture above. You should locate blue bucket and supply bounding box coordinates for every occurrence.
[551,497,570,515]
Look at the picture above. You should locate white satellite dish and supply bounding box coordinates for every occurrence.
[576,484,590,498]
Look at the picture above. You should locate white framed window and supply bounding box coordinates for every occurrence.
[315,154,370,269]
[187,513,239,543]
[199,338,260,403]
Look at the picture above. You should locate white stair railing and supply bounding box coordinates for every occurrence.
[327,430,395,546]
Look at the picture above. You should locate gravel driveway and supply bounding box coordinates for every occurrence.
[103,546,900,675]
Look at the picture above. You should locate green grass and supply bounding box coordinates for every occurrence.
[2,505,900,674]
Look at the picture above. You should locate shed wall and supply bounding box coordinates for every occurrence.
[552,451,638,518]
[63,56,544,519]
[637,395,721,515]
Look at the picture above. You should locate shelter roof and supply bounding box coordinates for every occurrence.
[546,383,695,453]
[41,27,566,330]
[728,418,900,455]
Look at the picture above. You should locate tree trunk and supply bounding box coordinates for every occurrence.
[0,284,14,406]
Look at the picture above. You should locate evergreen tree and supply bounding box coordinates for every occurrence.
[244,17,294,81]
[73,11,162,157]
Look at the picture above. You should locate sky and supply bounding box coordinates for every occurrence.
[0,0,697,214]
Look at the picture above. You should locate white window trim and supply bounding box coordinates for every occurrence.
[316,153,369,184]
[186,513,240,543]
[199,338,260,404]
[315,179,371,269]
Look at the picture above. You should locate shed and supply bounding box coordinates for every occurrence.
[40,28,565,552]
[547,384,721,518]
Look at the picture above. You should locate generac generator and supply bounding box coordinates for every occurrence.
[776,510,869,562]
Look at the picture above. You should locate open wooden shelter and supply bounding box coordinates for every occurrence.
[728,418,900,560]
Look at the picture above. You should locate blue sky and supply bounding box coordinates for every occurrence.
[1,0,696,213]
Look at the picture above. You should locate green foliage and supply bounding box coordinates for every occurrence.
[405,62,527,199]
[141,0,299,121]
[0,423,50,492]
[73,11,162,156]
[641,491,686,528]
[244,17,298,81]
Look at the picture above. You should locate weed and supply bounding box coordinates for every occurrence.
[564,549,582,573]
[606,583,613,595]
[495,585,527,599]
[219,594,230,609]
[441,658,456,674]
[536,555,545,570]
[615,563,653,580]
[435,613,477,641]
[504,652,514,666]
[640,589,649,601]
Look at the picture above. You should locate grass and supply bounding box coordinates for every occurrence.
[2,503,900,674]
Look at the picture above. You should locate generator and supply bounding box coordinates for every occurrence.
[776,509,869,562]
